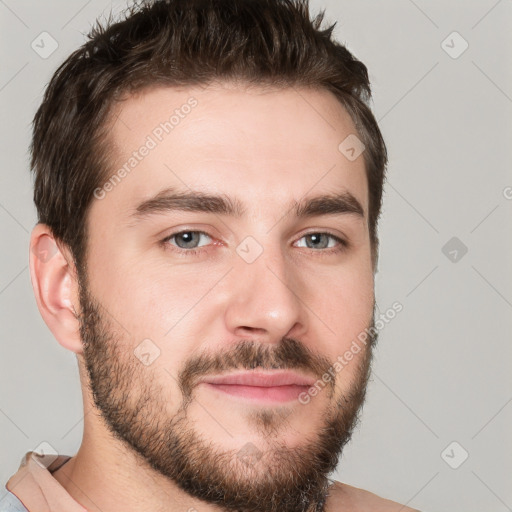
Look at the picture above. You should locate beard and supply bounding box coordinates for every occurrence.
[76,268,377,512]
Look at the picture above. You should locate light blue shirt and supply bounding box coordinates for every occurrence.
[0,490,28,512]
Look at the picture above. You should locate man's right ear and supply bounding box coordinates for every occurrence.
[29,223,83,354]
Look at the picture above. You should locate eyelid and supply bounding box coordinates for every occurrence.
[160,230,214,252]
[296,231,347,246]
[160,228,349,256]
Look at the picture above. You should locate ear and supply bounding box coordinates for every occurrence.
[29,223,83,354]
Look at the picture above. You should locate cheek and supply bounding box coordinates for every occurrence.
[316,265,374,359]
[101,263,219,369]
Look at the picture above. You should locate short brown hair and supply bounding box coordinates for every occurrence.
[31,0,387,274]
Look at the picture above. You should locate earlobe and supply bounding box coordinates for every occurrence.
[29,223,83,354]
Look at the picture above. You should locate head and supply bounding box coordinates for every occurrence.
[29,1,387,512]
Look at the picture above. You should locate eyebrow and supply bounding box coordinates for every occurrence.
[128,187,365,223]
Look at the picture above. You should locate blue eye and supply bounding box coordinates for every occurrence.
[160,230,348,256]
[295,233,346,250]
[161,230,212,255]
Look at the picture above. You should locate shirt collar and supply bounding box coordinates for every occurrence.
[6,451,87,512]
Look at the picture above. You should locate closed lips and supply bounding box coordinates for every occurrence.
[200,371,315,387]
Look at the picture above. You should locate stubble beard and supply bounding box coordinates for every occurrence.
[76,270,377,512]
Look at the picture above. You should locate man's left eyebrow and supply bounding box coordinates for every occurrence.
[127,187,365,224]
[293,192,364,219]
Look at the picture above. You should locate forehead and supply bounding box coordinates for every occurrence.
[93,83,368,223]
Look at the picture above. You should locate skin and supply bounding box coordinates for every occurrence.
[29,83,418,512]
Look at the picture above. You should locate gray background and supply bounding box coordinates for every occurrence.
[1,1,511,511]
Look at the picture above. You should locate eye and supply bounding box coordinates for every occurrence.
[161,230,213,255]
[160,230,348,257]
[295,232,347,253]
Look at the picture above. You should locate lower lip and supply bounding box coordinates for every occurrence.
[203,383,310,402]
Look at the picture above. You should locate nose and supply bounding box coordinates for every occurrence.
[223,241,307,343]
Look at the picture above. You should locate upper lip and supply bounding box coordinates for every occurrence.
[199,370,316,387]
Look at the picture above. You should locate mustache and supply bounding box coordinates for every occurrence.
[178,337,334,402]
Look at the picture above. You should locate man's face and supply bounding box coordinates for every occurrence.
[77,83,376,512]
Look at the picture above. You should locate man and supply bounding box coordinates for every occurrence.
[2,0,420,511]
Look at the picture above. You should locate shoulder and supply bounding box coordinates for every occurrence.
[325,480,422,512]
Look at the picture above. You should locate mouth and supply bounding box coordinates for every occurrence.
[198,370,316,403]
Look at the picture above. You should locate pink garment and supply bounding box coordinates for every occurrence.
[5,451,87,512]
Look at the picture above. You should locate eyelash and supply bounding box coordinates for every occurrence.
[160,230,349,257]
